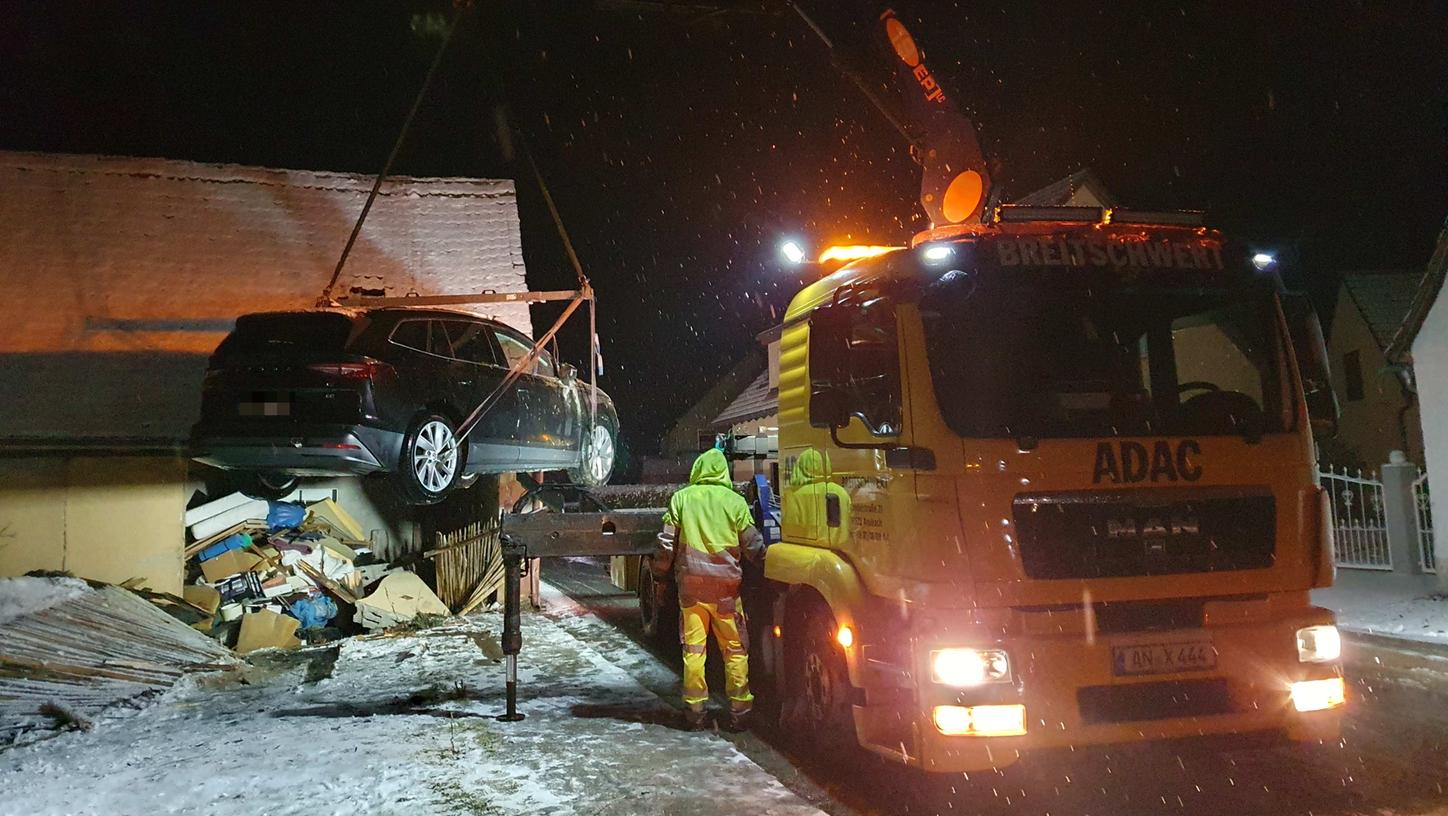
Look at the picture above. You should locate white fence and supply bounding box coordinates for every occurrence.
[1319,466,1392,570]
[1415,470,1436,573]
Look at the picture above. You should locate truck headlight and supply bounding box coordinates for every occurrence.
[930,648,1011,686]
[1295,625,1341,663]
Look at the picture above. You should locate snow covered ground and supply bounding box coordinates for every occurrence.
[1315,569,1448,646]
[0,584,827,816]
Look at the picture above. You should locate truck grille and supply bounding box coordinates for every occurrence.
[1078,678,1233,724]
[1013,488,1275,580]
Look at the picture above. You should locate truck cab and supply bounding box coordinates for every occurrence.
[760,207,1344,772]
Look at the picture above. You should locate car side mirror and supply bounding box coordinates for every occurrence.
[559,362,578,384]
[1282,293,1340,439]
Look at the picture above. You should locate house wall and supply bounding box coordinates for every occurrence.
[1413,288,1448,588]
[1326,288,1422,468]
[0,456,187,594]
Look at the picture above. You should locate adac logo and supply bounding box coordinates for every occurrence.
[1093,440,1202,484]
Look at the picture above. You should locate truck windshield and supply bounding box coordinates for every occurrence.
[918,267,1289,440]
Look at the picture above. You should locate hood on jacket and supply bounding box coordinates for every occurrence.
[790,447,832,486]
[688,448,734,488]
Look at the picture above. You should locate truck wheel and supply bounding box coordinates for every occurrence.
[394,412,464,505]
[786,603,856,748]
[638,559,678,647]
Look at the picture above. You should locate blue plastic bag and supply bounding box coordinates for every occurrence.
[266,501,306,532]
[288,595,338,630]
[197,532,250,562]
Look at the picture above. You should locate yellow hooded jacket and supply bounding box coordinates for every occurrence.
[662,449,760,601]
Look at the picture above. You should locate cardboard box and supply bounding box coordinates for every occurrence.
[306,499,365,542]
[199,550,266,583]
[235,609,301,653]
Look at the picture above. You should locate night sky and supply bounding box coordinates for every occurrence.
[3,1,1445,474]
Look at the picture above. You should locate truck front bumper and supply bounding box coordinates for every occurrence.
[856,598,1343,773]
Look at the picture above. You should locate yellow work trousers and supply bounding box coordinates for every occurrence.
[680,597,752,712]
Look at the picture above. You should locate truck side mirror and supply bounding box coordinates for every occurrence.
[1282,293,1340,439]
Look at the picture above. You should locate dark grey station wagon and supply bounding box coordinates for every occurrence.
[191,308,618,504]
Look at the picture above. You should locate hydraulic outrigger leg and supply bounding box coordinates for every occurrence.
[496,533,528,722]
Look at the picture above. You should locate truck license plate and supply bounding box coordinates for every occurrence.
[1112,641,1216,676]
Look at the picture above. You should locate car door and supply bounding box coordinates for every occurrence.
[442,319,520,469]
[491,329,579,470]
[386,318,459,430]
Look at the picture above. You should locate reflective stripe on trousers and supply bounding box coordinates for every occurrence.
[679,597,752,711]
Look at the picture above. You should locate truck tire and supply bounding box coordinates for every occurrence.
[638,559,678,647]
[785,602,856,749]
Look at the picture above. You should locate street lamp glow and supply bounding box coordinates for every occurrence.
[780,241,807,265]
[1252,252,1276,271]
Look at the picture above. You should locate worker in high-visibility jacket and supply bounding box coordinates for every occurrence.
[657,448,765,731]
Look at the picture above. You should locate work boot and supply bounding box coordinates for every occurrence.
[683,705,708,731]
[724,707,751,733]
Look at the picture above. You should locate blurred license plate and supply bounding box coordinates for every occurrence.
[238,395,292,417]
[1113,641,1215,676]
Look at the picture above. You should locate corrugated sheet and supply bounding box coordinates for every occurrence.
[711,370,777,429]
[1,582,236,738]
[1342,270,1424,352]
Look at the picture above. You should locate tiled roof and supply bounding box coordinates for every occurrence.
[711,370,776,430]
[1341,270,1425,352]
[0,151,529,446]
[1387,217,1448,363]
[1012,168,1116,207]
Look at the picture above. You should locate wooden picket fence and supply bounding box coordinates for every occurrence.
[427,517,505,614]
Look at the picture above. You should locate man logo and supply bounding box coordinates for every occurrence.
[1093,440,1203,484]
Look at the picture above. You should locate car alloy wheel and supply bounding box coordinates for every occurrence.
[585,424,615,484]
[412,419,459,495]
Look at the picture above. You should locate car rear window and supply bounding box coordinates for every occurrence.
[216,312,356,357]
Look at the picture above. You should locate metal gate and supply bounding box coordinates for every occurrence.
[1319,466,1391,570]
[1414,470,1436,573]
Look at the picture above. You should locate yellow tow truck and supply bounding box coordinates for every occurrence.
[753,207,1346,773]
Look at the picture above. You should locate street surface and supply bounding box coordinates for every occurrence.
[546,557,1448,816]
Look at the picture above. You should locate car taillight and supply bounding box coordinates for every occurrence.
[308,359,391,380]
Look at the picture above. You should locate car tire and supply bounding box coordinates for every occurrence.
[233,471,299,501]
[784,600,857,750]
[394,412,465,505]
[568,420,617,487]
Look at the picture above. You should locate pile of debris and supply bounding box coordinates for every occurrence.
[0,576,237,740]
[183,492,450,653]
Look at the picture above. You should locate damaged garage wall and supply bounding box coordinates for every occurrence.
[0,150,531,446]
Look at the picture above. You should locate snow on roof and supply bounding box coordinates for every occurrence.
[0,151,532,447]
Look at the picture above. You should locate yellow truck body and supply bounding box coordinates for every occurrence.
[762,214,1344,772]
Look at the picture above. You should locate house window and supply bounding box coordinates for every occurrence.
[1343,350,1364,402]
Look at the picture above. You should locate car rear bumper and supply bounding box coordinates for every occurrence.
[191,425,401,476]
